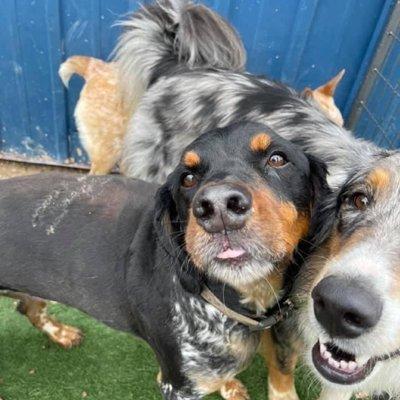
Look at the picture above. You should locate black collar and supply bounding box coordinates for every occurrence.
[201,284,294,331]
[201,268,297,331]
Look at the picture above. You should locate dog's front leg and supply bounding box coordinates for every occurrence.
[260,328,299,400]
[159,382,201,400]
[157,370,202,400]
[319,387,352,400]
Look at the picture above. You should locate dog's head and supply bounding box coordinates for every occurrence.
[155,122,328,294]
[298,151,400,391]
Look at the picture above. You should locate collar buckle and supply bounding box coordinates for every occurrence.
[249,299,295,332]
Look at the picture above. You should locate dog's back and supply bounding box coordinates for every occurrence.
[0,173,158,330]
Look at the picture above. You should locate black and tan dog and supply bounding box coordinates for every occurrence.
[0,122,327,399]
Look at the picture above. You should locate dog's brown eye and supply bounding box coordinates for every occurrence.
[181,173,197,188]
[267,152,287,168]
[353,193,369,210]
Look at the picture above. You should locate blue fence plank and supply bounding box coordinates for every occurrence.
[14,0,67,160]
[0,0,68,161]
[99,0,138,60]
[281,0,319,84]
[0,0,30,155]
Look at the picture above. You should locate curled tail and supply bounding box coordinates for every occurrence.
[113,0,246,111]
[58,56,106,87]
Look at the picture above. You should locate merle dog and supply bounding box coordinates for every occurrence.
[115,0,376,189]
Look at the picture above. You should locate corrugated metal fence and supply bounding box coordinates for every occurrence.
[0,0,396,165]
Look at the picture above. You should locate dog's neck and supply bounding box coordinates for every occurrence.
[201,259,296,331]
[236,263,287,315]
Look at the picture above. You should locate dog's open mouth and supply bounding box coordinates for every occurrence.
[312,341,376,385]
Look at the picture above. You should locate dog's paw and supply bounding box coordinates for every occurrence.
[220,379,250,400]
[45,323,84,349]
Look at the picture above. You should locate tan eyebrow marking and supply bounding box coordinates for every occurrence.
[250,133,271,152]
[367,168,390,191]
[183,151,201,168]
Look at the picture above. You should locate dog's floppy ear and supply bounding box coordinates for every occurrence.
[154,178,204,295]
[307,155,337,250]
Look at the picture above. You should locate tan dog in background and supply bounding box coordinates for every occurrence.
[303,69,346,126]
[59,56,129,175]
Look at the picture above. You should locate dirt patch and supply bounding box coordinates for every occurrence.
[0,160,86,180]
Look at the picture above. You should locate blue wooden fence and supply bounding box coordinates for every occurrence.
[0,0,396,165]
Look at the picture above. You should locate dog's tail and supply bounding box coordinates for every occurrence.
[59,56,105,87]
[113,0,246,111]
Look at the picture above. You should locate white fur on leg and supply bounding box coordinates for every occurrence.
[268,379,299,400]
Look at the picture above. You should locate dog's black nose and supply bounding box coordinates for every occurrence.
[193,183,252,233]
[312,275,383,339]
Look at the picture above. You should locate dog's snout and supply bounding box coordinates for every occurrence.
[312,276,383,339]
[193,183,252,233]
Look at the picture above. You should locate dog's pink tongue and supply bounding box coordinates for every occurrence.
[217,248,246,260]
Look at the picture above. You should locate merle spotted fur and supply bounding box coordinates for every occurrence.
[114,0,383,189]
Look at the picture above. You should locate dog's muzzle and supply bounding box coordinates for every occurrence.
[310,275,389,385]
[193,182,252,234]
[312,275,383,339]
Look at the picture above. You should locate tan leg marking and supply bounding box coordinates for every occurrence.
[220,379,250,400]
[260,331,299,400]
[16,295,83,349]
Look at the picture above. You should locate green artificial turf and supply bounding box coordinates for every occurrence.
[0,297,321,400]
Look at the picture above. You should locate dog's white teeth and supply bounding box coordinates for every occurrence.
[328,358,340,369]
[339,360,349,370]
[348,361,358,372]
[318,340,362,373]
[320,342,327,354]
[322,350,332,360]
[356,356,369,366]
